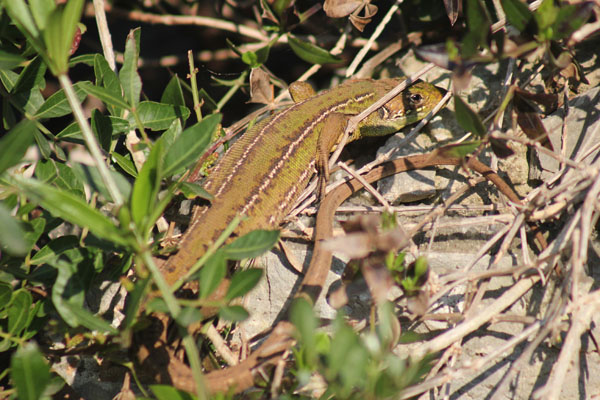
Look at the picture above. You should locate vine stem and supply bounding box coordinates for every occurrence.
[58,73,124,206]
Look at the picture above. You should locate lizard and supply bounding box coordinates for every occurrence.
[165,153,547,394]
[160,78,446,287]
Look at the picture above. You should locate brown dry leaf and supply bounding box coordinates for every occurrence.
[362,258,393,305]
[513,87,559,114]
[406,290,429,316]
[248,68,274,105]
[513,92,554,150]
[323,0,364,18]
[323,0,377,31]
[349,3,378,31]
[322,219,407,258]
[443,0,462,26]
[490,136,515,158]
[321,231,374,259]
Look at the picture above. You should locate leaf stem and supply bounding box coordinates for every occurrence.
[188,50,203,122]
[216,70,247,112]
[181,333,209,399]
[140,251,181,317]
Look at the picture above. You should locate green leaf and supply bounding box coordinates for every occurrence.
[225,268,262,301]
[287,35,342,65]
[131,101,191,131]
[0,119,37,176]
[163,114,220,177]
[328,317,361,377]
[0,69,19,93]
[218,305,249,322]
[161,75,185,107]
[69,53,96,66]
[174,307,203,327]
[0,202,27,256]
[3,0,40,41]
[50,259,82,327]
[91,110,114,152]
[94,54,123,116]
[462,0,492,57]
[14,177,133,248]
[59,301,118,333]
[414,256,428,278]
[122,275,149,329]
[112,152,137,177]
[11,343,51,400]
[158,119,183,149]
[0,282,12,309]
[535,0,558,31]
[0,49,26,70]
[501,0,533,32]
[34,81,87,119]
[32,128,52,159]
[12,55,46,95]
[8,289,33,336]
[55,122,83,141]
[179,182,212,200]
[199,252,227,299]
[30,0,56,31]
[466,0,491,35]
[150,385,198,400]
[552,3,592,40]
[146,297,169,314]
[42,0,84,75]
[454,96,486,138]
[436,141,481,159]
[130,140,164,232]
[56,116,129,141]
[30,236,79,266]
[222,229,280,260]
[79,81,130,110]
[241,45,271,68]
[49,250,111,331]
[120,28,142,108]
[35,156,58,183]
[290,298,317,363]
[273,0,294,16]
[22,218,46,256]
[71,163,132,202]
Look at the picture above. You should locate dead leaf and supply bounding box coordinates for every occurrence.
[490,136,515,158]
[513,92,554,150]
[513,87,559,114]
[248,68,274,105]
[323,0,377,31]
[349,3,378,31]
[323,0,364,18]
[362,258,393,305]
[443,0,462,26]
[321,232,374,259]
[406,290,429,316]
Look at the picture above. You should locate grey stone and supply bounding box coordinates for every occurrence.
[531,86,600,181]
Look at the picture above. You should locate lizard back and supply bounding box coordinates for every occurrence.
[160,78,444,285]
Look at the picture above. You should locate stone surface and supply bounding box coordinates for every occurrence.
[376,132,439,203]
[530,86,600,181]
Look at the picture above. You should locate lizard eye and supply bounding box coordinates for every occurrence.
[409,93,424,104]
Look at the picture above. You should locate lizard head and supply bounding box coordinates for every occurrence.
[379,79,447,126]
[355,78,446,139]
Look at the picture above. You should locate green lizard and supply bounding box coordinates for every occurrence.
[160,78,445,286]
